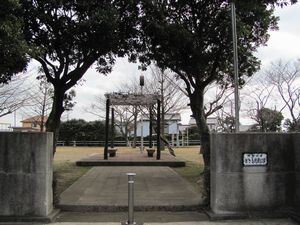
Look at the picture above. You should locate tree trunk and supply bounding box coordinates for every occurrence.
[45,86,65,206]
[125,124,130,147]
[46,86,65,155]
[40,85,47,132]
[189,88,210,204]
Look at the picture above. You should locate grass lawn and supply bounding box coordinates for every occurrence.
[53,161,91,196]
[54,146,204,195]
[172,147,205,195]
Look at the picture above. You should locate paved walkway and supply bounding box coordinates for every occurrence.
[58,167,204,211]
[0,218,297,225]
[50,220,297,225]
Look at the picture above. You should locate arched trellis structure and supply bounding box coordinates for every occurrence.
[104,92,161,160]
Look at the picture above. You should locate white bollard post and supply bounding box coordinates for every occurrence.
[122,173,142,225]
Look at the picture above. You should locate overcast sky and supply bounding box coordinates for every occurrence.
[1,3,300,126]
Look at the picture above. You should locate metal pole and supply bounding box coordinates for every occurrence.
[104,98,110,160]
[127,173,136,225]
[140,83,144,153]
[141,115,144,153]
[231,2,240,132]
[110,107,115,148]
[157,99,161,160]
[149,106,153,148]
[14,110,16,127]
[187,127,189,146]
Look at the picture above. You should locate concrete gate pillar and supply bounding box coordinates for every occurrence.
[0,132,55,222]
[209,133,300,220]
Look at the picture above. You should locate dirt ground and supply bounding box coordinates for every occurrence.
[54,146,204,165]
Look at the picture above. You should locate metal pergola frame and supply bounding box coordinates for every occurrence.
[104,92,161,160]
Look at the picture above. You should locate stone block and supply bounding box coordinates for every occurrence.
[0,133,52,174]
[211,172,245,213]
[294,172,300,208]
[210,133,300,215]
[211,133,295,174]
[0,132,53,218]
[292,133,300,172]
[211,171,290,214]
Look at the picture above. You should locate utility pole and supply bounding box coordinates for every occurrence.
[140,74,144,152]
[160,71,165,150]
[231,2,240,132]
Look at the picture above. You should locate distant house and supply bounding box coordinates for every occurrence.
[13,116,48,132]
[0,122,12,132]
[135,113,181,137]
[188,117,218,131]
[239,124,253,132]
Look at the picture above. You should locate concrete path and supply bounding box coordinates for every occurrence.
[0,218,297,225]
[49,220,297,225]
[58,167,204,211]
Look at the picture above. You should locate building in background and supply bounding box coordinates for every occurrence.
[0,122,13,132]
[188,117,218,131]
[135,113,181,137]
[12,115,48,132]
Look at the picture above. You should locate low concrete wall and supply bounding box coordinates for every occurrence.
[293,133,300,210]
[210,133,300,215]
[0,132,53,219]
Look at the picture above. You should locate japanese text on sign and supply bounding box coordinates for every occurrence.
[243,153,267,166]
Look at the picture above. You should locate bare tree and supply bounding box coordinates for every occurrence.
[85,65,189,148]
[144,66,188,116]
[142,66,188,149]
[204,82,234,118]
[0,73,31,118]
[85,95,106,119]
[84,78,140,146]
[241,71,276,125]
[197,81,235,133]
[266,59,300,124]
[215,98,236,132]
[22,76,76,132]
[21,78,53,131]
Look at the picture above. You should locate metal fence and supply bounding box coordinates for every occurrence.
[57,139,201,147]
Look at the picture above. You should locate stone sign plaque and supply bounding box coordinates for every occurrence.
[243,153,268,166]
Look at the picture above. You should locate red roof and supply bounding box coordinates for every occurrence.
[21,115,48,123]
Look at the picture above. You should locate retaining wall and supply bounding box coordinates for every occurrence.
[0,132,53,220]
[210,133,300,216]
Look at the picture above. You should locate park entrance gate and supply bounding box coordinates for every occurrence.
[103,92,162,160]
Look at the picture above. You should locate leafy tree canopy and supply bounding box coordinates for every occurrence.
[20,0,141,143]
[139,0,297,143]
[0,0,29,83]
[217,116,235,133]
[139,0,296,199]
[59,119,106,144]
[188,126,200,140]
[251,107,284,132]
[284,118,300,132]
[140,0,296,89]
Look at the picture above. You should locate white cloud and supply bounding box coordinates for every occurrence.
[256,3,300,68]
